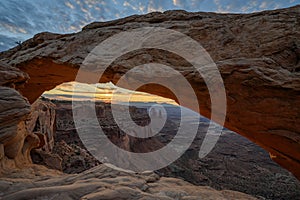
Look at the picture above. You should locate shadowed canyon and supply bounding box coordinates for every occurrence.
[0,5,299,200]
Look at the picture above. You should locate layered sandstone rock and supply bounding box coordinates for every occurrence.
[0,60,262,200]
[0,164,257,200]
[0,6,299,179]
[0,62,33,172]
[0,93,56,173]
[0,60,57,173]
[0,87,33,171]
[26,99,56,152]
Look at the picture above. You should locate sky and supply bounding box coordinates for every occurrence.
[0,0,299,52]
[42,81,177,105]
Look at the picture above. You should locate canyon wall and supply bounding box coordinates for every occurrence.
[49,100,300,199]
[0,6,299,180]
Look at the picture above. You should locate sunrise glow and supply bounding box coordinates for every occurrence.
[42,81,178,105]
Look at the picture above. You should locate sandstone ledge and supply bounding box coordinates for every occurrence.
[0,164,257,200]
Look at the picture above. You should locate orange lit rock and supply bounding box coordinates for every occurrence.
[0,6,299,180]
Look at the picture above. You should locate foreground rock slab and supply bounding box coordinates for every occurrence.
[0,164,257,200]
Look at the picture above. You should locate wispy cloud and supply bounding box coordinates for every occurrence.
[0,0,299,51]
[65,1,75,9]
[259,1,268,9]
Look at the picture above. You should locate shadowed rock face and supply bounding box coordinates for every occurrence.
[0,5,299,181]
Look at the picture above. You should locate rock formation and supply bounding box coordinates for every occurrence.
[0,86,258,199]
[50,99,300,199]
[0,5,299,199]
[0,60,58,174]
[0,5,299,179]
[0,62,33,172]
[0,63,259,200]
[0,91,56,174]
[0,164,257,200]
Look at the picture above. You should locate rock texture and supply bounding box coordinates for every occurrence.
[0,164,257,200]
[0,62,33,172]
[0,6,300,178]
[0,65,258,200]
[0,93,56,173]
[0,87,33,170]
[41,100,163,173]
[0,6,299,179]
[0,59,57,173]
[26,99,56,152]
[49,99,300,199]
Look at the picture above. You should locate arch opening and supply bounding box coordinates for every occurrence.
[16,57,300,181]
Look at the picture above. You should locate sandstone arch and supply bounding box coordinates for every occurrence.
[0,6,299,179]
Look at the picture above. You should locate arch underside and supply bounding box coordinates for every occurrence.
[16,57,300,180]
[1,6,299,179]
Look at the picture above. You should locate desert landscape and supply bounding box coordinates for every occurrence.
[0,2,299,200]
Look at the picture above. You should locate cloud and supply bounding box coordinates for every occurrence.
[173,0,181,6]
[0,34,22,51]
[0,0,300,51]
[259,1,268,9]
[65,1,75,9]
